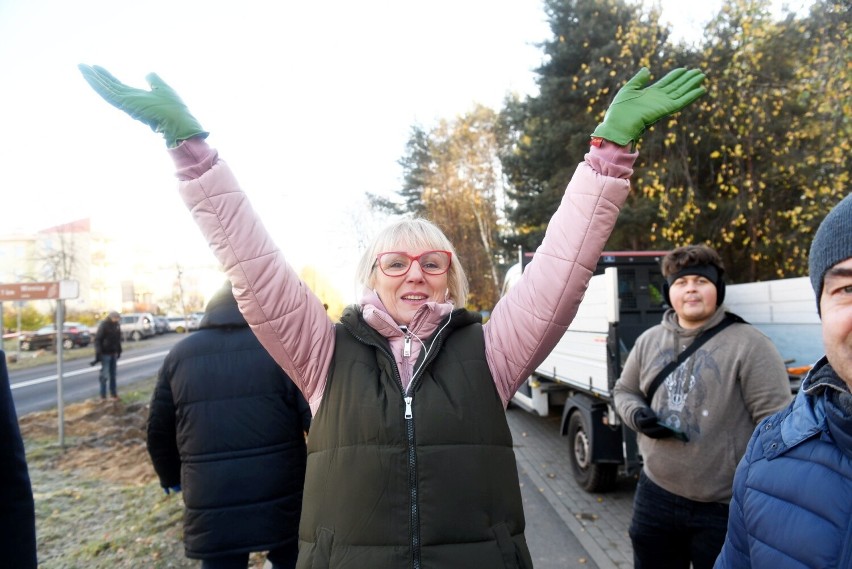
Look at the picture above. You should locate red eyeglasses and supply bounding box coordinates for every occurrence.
[376,250,452,277]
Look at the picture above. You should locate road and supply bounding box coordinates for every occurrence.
[9,332,635,568]
[9,333,183,415]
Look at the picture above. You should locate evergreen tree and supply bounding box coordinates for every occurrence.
[500,0,675,252]
[678,0,850,281]
[379,0,850,295]
[500,0,849,281]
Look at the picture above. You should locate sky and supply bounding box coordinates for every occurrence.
[0,0,809,303]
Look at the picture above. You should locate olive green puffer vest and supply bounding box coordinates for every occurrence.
[297,307,532,569]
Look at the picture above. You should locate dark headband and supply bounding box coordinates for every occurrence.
[665,264,720,286]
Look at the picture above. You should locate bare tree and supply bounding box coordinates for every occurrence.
[389,105,508,311]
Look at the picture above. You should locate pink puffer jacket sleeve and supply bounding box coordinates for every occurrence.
[170,138,334,412]
[484,142,637,406]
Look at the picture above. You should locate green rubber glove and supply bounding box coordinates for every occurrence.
[591,67,706,147]
[78,64,208,148]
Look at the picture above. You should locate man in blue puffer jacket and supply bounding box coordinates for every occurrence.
[714,193,852,569]
[147,282,311,569]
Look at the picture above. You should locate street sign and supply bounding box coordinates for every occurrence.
[0,280,80,449]
[0,279,79,448]
[0,280,79,301]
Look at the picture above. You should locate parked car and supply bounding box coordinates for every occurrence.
[120,312,156,341]
[153,316,170,335]
[19,322,92,351]
[165,315,200,334]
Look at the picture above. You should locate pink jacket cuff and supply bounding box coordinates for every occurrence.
[169,137,219,181]
[586,142,637,179]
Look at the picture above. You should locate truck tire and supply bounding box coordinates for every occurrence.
[567,411,618,493]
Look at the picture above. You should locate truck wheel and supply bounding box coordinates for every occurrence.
[130,331,142,342]
[62,338,74,350]
[567,411,618,493]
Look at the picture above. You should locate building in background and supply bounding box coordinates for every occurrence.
[0,218,223,319]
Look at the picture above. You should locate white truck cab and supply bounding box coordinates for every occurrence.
[506,251,667,492]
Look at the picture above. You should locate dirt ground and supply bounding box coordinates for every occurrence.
[20,397,157,486]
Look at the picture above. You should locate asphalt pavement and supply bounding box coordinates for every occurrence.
[508,406,637,569]
[9,333,181,415]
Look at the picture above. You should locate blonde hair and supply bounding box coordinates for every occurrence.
[355,218,469,306]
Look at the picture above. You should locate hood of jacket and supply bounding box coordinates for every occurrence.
[764,357,852,460]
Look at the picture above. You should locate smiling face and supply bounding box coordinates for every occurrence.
[668,274,718,329]
[373,248,450,325]
[819,258,852,388]
[356,219,469,323]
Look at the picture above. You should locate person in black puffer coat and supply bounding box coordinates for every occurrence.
[0,350,37,569]
[147,282,311,569]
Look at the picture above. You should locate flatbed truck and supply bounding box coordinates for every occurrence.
[504,251,819,493]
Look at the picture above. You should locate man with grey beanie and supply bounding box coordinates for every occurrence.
[715,193,852,569]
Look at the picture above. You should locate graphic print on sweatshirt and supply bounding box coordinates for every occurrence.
[655,346,723,439]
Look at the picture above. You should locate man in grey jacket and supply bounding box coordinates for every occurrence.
[613,244,792,569]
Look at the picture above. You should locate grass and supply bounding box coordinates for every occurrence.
[23,377,188,568]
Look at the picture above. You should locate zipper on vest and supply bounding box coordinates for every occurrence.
[341,312,455,569]
[401,326,412,358]
[403,314,453,569]
[406,401,420,569]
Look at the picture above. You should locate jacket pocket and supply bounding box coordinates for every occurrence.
[309,526,333,569]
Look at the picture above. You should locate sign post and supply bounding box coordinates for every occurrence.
[56,299,65,448]
[0,280,80,447]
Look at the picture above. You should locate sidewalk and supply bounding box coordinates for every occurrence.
[508,406,636,569]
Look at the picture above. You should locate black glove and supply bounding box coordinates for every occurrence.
[633,407,676,439]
